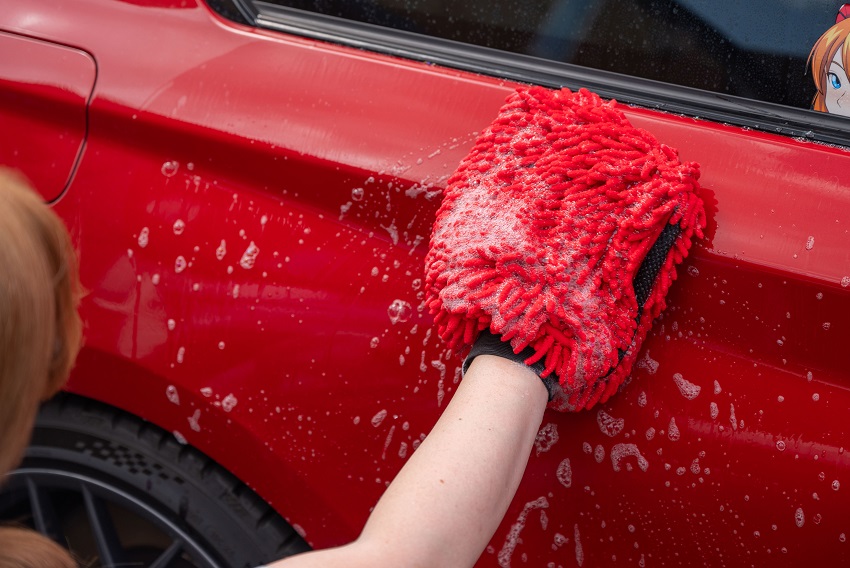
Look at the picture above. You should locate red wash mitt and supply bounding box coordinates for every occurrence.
[424,86,705,412]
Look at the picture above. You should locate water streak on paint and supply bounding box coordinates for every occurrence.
[371,409,388,427]
[497,497,549,568]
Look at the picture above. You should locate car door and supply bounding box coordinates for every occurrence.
[1,0,849,566]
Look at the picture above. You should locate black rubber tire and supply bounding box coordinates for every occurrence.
[0,393,310,567]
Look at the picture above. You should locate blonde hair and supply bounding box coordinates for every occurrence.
[809,18,850,112]
[0,168,82,477]
[0,526,77,568]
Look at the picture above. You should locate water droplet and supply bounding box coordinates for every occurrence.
[151,273,160,285]
[232,284,240,298]
[174,256,187,273]
[387,299,412,324]
[173,219,185,235]
[668,417,680,441]
[188,409,201,432]
[222,393,238,412]
[216,240,227,260]
[200,387,213,397]
[218,341,226,350]
[687,265,700,277]
[535,423,559,455]
[166,385,180,405]
[714,380,722,394]
[370,337,379,348]
[172,430,188,444]
[816,292,824,300]
[557,458,572,488]
[806,236,815,250]
[813,393,820,402]
[823,322,831,330]
[842,276,850,288]
[594,444,605,463]
[138,227,150,248]
[637,391,647,407]
[795,507,805,527]
[610,443,649,472]
[637,351,659,375]
[833,480,841,491]
[351,187,365,201]
[597,410,624,437]
[690,458,701,474]
[776,440,786,451]
[673,373,701,399]
[260,214,268,225]
[371,409,387,427]
[161,161,179,177]
[167,319,176,331]
[710,401,719,419]
[240,241,260,269]
[840,533,847,543]
[176,346,185,364]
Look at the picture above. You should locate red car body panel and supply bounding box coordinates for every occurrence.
[2,0,849,565]
[0,30,94,201]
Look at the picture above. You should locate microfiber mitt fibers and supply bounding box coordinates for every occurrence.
[424,86,705,412]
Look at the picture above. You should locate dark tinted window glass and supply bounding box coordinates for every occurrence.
[261,0,840,110]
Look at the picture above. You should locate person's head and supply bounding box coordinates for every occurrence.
[809,16,850,116]
[0,526,77,568]
[0,168,82,477]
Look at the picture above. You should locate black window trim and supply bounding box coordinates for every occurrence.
[233,0,850,148]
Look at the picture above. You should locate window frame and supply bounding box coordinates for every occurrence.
[225,0,850,147]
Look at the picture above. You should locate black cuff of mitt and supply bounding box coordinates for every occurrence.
[462,330,558,402]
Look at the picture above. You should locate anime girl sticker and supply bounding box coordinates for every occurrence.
[810,4,850,116]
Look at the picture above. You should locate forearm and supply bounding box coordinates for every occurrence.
[272,355,548,568]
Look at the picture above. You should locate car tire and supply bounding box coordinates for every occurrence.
[0,393,310,568]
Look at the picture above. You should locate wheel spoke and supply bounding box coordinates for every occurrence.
[26,477,63,544]
[149,539,185,568]
[81,484,125,566]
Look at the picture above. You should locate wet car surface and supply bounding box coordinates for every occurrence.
[1,0,849,566]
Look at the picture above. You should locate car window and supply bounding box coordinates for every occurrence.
[248,0,838,112]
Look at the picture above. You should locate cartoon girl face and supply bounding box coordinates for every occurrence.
[825,49,850,115]
[809,5,850,116]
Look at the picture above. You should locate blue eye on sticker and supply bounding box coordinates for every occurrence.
[829,72,843,89]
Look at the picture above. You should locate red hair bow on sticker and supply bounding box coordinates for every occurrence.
[838,4,850,23]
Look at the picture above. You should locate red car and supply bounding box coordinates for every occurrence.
[2,0,849,566]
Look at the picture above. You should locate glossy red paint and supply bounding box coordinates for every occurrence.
[0,31,94,201]
[2,0,849,566]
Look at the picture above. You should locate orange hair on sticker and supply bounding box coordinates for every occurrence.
[809,18,850,112]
